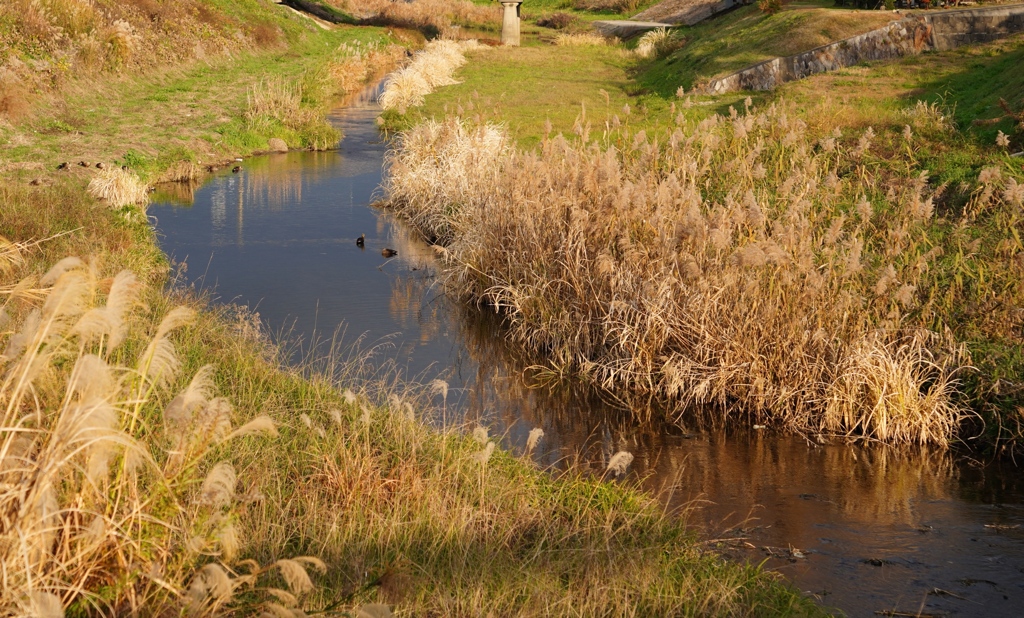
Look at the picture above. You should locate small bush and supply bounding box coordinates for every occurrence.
[537,12,577,30]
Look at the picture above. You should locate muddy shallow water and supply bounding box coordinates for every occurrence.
[148,87,1024,617]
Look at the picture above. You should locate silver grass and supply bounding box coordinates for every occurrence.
[78,514,106,548]
[473,441,495,465]
[216,521,238,563]
[265,588,299,607]
[292,556,327,574]
[187,563,233,609]
[472,426,488,445]
[28,591,63,618]
[274,558,314,595]
[165,365,216,431]
[357,604,393,618]
[70,270,139,350]
[260,604,298,618]
[328,409,342,426]
[525,428,544,454]
[226,415,278,440]
[429,379,448,402]
[138,306,195,387]
[187,396,232,450]
[40,257,84,287]
[606,451,634,477]
[198,462,236,509]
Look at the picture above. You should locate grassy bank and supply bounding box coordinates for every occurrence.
[0,3,826,616]
[380,19,1024,450]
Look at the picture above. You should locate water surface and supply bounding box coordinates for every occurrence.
[149,87,1024,618]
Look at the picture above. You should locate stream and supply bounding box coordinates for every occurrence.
[148,85,1024,617]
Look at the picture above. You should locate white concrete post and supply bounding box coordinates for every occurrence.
[500,1,522,46]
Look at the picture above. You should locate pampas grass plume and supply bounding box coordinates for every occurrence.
[274,558,314,595]
[606,451,634,477]
[199,462,236,509]
[526,427,544,454]
[473,441,495,465]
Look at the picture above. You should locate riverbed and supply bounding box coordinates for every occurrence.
[148,85,1024,617]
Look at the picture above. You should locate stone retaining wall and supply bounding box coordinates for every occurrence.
[704,3,1024,94]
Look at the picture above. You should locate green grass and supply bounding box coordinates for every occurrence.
[2,24,390,184]
[386,41,748,149]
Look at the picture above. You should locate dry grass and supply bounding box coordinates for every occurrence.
[158,160,203,184]
[554,32,611,47]
[343,0,500,36]
[634,27,671,59]
[86,167,149,209]
[384,102,1024,446]
[378,40,484,114]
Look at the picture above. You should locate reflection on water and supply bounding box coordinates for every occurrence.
[149,85,1024,618]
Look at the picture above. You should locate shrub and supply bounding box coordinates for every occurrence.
[537,12,577,30]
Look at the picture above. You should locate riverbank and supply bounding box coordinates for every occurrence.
[381,15,1024,450]
[0,6,824,618]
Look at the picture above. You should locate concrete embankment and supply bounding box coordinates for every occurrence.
[704,3,1024,94]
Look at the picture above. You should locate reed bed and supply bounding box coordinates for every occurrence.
[384,105,1024,446]
[378,40,484,114]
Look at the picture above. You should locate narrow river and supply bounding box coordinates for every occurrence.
[148,85,1024,617]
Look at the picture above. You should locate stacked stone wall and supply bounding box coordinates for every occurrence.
[704,3,1024,94]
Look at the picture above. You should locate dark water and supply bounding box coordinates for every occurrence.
[148,85,1024,617]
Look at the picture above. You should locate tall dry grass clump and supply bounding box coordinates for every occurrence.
[0,246,339,615]
[378,40,483,114]
[634,27,672,58]
[86,167,149,209]
[554,32,610,47]
[343,0,500,36]
[385,105,1024,446]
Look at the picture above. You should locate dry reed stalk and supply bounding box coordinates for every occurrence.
[384,104,1024,446]
[378,40,483,114]
[86,167,149,208]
